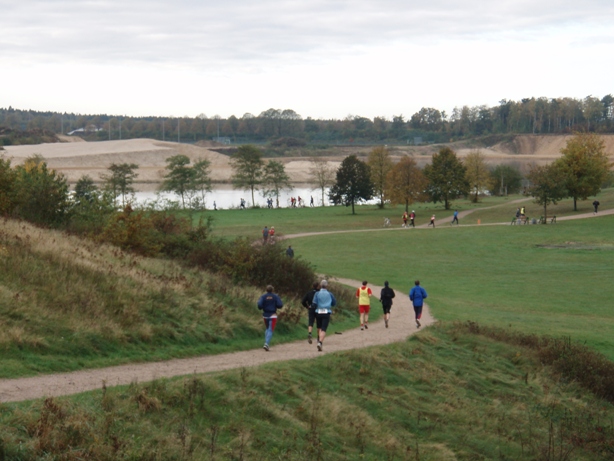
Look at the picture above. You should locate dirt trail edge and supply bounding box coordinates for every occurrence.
[0,279,433,403]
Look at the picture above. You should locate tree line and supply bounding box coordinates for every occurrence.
[2,94,613,146]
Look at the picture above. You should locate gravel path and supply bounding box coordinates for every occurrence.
[0,278,433,403]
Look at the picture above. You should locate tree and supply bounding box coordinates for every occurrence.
[463,150,492,203]
[385,156,427,212]
[160,155,195,208]
[329,155,374,215]
[554,133,611,211]
[263,160,292,208]
[230,144,265,207]
[489,164,523,196]
[100,163,139,207]
[13,155,70,226]
[0,157,16,215]
[309,157,335,206]
[74,175,98,203]
[423,147,469,210]
[526,163,568,220]
[192,159,212,208]
[367,146,393,208]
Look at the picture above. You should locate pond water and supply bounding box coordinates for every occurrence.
[133,185,331,209]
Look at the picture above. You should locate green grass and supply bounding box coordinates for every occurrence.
[288,213,614,360]
[1,323,612,460]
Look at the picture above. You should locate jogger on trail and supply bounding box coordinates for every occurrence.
[410,211,416,227]
[380,281,396,328]
[257,285,283,351]
[451,210,459,225]
[356,281,373,330]
[402,211,408,227]
[428,215,435,227]
[311,279,336,351]
[409,280,427,329]
[302,281,320,344]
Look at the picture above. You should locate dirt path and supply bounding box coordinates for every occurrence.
[0,279,433,403]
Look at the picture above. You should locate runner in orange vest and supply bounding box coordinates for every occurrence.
[356,281,373,330]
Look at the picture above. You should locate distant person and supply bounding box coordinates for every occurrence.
[257,285,284,351]
[451,209,459,225]
[402,211,408,228]
[269,226,276,241]
[428,214,435,228]
[410,210,416,228]
[356,280,373,330]
[286,245,294,258]
[379,281,396,328]
[302,281,320,344]
[262,226,269,244]
[311,279,337,351]
[310,196,314,207]
[213,201,217,211]
[520,206,526,217]
[240,198,246,209]
[593,199,600,214]
[516,208,521,219]
[409,280,428,329]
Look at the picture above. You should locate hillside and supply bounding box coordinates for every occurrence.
[2,134,613,185]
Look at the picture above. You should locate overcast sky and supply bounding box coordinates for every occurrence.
[2,0,613,120]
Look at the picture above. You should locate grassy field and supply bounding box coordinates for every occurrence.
[1,323,612,460]
[287,211,614,360]
[197,188,614,239]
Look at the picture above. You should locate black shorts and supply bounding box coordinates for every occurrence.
[315,312,331,332]
[307,308,316,327]
[382,304,391,314]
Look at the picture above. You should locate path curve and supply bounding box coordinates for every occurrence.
[0,279,433,403]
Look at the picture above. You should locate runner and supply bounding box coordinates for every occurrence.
[428,214,435,228]
[301,281,320,343]
[402,211,408,228]
[262,226,269,244]
[286,245,294,258]
[409,280,428,329]
[593,199,600,214]
[410,210,416,228]
[379,281,396,328]
[311,279,337,351]
[257,285,284,351]
[451,210,459,225]
[269,226,276,243]
[356,281,373,330]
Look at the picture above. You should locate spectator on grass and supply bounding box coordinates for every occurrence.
[409,280,428,329]
[262,226,269,244]
[311,279,337,352]
[257,285,283,351]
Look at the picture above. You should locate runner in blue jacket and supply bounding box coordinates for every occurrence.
[409,280,427,329]
[257,285,283,351]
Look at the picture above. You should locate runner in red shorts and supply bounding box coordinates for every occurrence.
[356,280,373,330]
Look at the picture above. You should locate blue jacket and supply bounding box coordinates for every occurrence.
[312,289,337,314]
[409,286,427,307]
[257,292,283,318]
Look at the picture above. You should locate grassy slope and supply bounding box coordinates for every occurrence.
[2,324,612,460]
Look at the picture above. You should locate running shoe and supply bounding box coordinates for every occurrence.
[263,344,270,351]
[364,323,368,329]
[361,326,364,331]
[308,333,312,344]
[317,341,322,352]
[385,320,389,328]
[416,320,421,328]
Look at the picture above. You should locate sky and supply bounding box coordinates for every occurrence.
[2,0,613,120]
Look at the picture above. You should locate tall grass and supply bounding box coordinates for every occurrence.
[1,323,612,460]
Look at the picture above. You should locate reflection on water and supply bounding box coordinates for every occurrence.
[134,185,329,209]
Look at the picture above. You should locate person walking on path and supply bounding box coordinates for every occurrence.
[257,285,284,351]
[302,281,320,344]
[356,281,373,330]
[379,281,396,328]
[451,210,459,225]
[286,245,294,258]
[409,210,416,228]
[262,226,269,244]
[310,196,314,207]
[428,214,436,228]
[311,279,337,351]
[409,280,428,329]
[593,199,600,214]
[402,211,408,228]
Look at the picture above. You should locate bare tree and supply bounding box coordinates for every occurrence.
[308,157,335,206]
